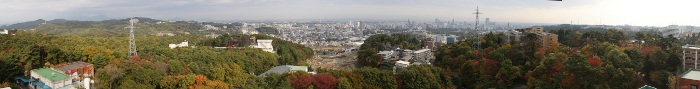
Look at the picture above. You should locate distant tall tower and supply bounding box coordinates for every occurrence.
[128,18,139,57]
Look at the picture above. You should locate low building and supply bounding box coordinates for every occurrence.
[30,68,71,89]
[395,60,410,68]
[526,26,558,48]
[258,65,309,77]
[502,30,524,42]
[680,70,700,89]
[501,26,558,49]
[0,30,7,35]
[52,61,94,81]
[378,50,398,61]
[446,35,458,44]
[168,40,189,49]
[254,39,275,53]
[684,45,700,70]
[412,49,433,64]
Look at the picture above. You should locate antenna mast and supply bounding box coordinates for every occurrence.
[128,18,139,57]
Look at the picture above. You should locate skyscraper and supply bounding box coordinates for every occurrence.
[485,18,490,25]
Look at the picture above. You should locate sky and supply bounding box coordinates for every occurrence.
[1,0,698,26]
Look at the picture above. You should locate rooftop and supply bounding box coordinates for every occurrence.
[258,65,308,77]
[53,61,92,72]
[32,68,68,81]
[396,60,410,65]
[414,49,430,53]
[639,85,656,89]
[681,70,700,81]
[378,51,394,55]
[683,45,700,49]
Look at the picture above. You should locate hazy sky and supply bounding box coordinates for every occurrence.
[1,0,698,26]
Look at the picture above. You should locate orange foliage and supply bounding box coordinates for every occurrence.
[131,55,141,61]
[588,57,602,68]
[640,45,659,55]
[0,82,9,87]
[194,74,207,85]
[312,74,338,89]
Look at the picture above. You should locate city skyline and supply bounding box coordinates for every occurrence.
[1,0,698,26]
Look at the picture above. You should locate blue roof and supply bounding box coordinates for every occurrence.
[32,81,52,89]
[15,76,34,83]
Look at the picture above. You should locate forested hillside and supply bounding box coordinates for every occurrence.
[0,18,312,89]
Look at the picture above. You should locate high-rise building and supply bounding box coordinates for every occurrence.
[485,18,490,25]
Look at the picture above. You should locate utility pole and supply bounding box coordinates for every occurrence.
[128,18,139,57]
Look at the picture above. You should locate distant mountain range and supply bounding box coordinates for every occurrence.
[0,17,166,30]
[0,19,73,29]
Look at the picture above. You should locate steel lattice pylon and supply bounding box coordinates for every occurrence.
[128,18,138,57]
[473,6,483,50]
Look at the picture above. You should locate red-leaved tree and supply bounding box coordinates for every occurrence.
[588,57,603,68]
[312,73,338,89]
[289,72,313,89]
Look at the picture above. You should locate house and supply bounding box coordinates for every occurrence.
[52,61,94,81]
[253,39,275,53]
[168,40,189,49]
[680,70,700,89]
[30,68,71,89]
[258,65,309,77]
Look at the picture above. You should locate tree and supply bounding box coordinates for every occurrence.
[353,67,397,89]
[288,71,313,89]
[312,73,338,89]
[336,77,352,89]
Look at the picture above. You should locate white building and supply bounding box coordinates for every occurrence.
[378,50,397,61]
[169,40,189,49]
[395,60,410,68]
[254,39,275,53]
[0,30,7,34]
[30,68,71,89]
[412,49,433,63]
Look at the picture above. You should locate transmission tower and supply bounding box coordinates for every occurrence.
[128,18,139,57]
[473,6,483,50]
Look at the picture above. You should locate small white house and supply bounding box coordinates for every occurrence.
[169,40,189,49]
